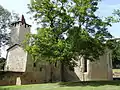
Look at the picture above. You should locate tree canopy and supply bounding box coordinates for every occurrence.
[24,0,113,67]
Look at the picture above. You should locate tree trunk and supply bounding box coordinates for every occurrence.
[60,61,65,82]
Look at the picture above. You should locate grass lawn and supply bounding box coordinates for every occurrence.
[1,81,120,90]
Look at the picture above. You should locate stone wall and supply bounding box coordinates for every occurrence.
[0,72,22,86]
[26,54,61,83]
[0,65,61,86]
[19,23,30,45]
[4,45,27,72]
[1,48,113,86]
[20,63,61,84]
[63,49,113,81]
[88,50,113,81]
[10,22,30,46]
[10,24,20,46]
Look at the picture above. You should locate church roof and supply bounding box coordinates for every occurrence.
[11,15,31,27]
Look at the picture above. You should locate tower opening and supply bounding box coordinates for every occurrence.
[84,60,87,72]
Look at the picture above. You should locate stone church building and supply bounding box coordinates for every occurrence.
[0,15,113,86]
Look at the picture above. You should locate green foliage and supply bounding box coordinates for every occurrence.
[105,9,120,23]
[106,39,120,68]
[105,9,120,68]
[0,5,19,57]
[0,5,11,47]
[0,57,6,70]
[25,0,113,66]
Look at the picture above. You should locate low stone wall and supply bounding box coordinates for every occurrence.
[113,72,120,78]
[0,72,21,86]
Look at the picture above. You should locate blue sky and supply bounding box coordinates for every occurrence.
[0,0,120,38]
[0,0,120,37]
[0,0,37,33]
[97,0,120,38]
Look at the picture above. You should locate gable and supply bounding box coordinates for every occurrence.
[7,44,20,51]
[4,45,28,72]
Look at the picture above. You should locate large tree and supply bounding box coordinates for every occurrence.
[105,9,120,68]
[25,0,113,81]
[0,5,19,57]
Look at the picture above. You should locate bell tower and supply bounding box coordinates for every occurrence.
[10,15,31,46]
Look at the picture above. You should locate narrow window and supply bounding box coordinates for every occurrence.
[84,60,87,72]
[40,67,42,71]
[55,62,57,67]
[33,63,36,67]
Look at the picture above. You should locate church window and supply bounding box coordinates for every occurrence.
[84,60,87,72]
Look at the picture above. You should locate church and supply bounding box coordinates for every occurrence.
[0,15,113,86]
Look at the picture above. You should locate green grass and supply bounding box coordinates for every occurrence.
[1,81,120,90]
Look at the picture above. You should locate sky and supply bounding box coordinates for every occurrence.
[0,0,37,33]
[0,0,120,37]
[0,0,120,57]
